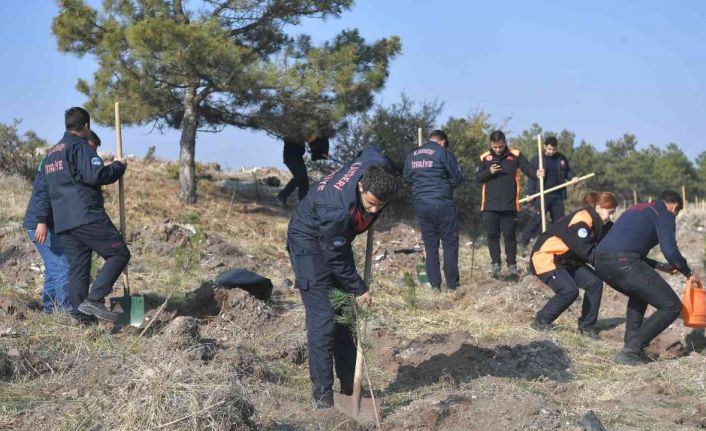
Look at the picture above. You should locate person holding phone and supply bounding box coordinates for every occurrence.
[476,130,544,280]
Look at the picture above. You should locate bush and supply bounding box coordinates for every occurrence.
[0,120,47,180]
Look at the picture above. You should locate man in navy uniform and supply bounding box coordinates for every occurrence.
[22,130,104,315]
[594,190,700,365]
[519,136,577,256]
[476,130,544,280]
[43,107,129,323]
[287,146,398,408]
[403,129,463,292]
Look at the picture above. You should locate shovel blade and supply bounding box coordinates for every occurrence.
[110,295,145,327]
[333,392,381,425]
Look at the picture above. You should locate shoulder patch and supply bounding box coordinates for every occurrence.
[577,227,589,238]
[331,237,347,247]
[90,156,103,167]
[480,151,491,161]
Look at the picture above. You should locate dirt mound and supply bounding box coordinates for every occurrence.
[216,287,274,328]
[371,330,571,392]
[178,282,273,332]
[384,390,564,431]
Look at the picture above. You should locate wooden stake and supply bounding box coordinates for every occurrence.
[633,190,638,205]
[682,185,687,212]
[537,134,546,232]
[519,173,595,203]
[114,101,130,294]
[417,128,423,147]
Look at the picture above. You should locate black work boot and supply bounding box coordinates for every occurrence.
[531,317,555,332]
[340,380,353,396]
[490,263,501,280]
[614,348,645,366]
[77,299,121,322]
[577,326,600,339]
[431,284,441,293]
[505,264,520,281]
[314,390,334,409]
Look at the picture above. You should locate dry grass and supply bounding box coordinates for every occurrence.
[2,162,706,430]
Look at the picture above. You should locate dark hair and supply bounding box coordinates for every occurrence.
[429,129,448,142]
[88,130,101,147]
[544,136,558,147]
[65,107,90,132]
[659,190,683,210]
[360,166,398,202]
[489,130,506,143]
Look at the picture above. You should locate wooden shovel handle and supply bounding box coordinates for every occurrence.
[114,101,130,294]
[352,226,375,411]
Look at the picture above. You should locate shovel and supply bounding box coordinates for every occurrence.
[333,226,381,425]
[109,101,144,327]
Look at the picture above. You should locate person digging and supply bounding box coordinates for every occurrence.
[286,146,397,408]
[43,107,129,323]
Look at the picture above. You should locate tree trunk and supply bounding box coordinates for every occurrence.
[179,86,198,204]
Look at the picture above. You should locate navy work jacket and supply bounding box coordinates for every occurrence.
[403,141,462,206]
[597,200,691,277]
[43,132,125,233]
[287,146,392,295]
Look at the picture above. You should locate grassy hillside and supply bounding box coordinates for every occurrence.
[0,158,704,430]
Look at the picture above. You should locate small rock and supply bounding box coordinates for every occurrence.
[7,348,20,357]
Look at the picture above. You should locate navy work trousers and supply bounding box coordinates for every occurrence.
[59,218,130,313]
[415,203,459,288]
[536,265,603,329]
[288,246,356,401]
[594,253,682,353]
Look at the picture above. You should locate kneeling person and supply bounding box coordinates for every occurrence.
[530,192,617,338]
[287,147,397,408]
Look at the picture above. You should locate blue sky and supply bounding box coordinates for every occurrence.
[1,1,705,170]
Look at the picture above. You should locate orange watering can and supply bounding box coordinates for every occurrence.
[682,279,706,328]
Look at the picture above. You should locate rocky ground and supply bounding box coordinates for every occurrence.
[0,160,705,430]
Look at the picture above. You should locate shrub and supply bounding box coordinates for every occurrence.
[0,120,47,180]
